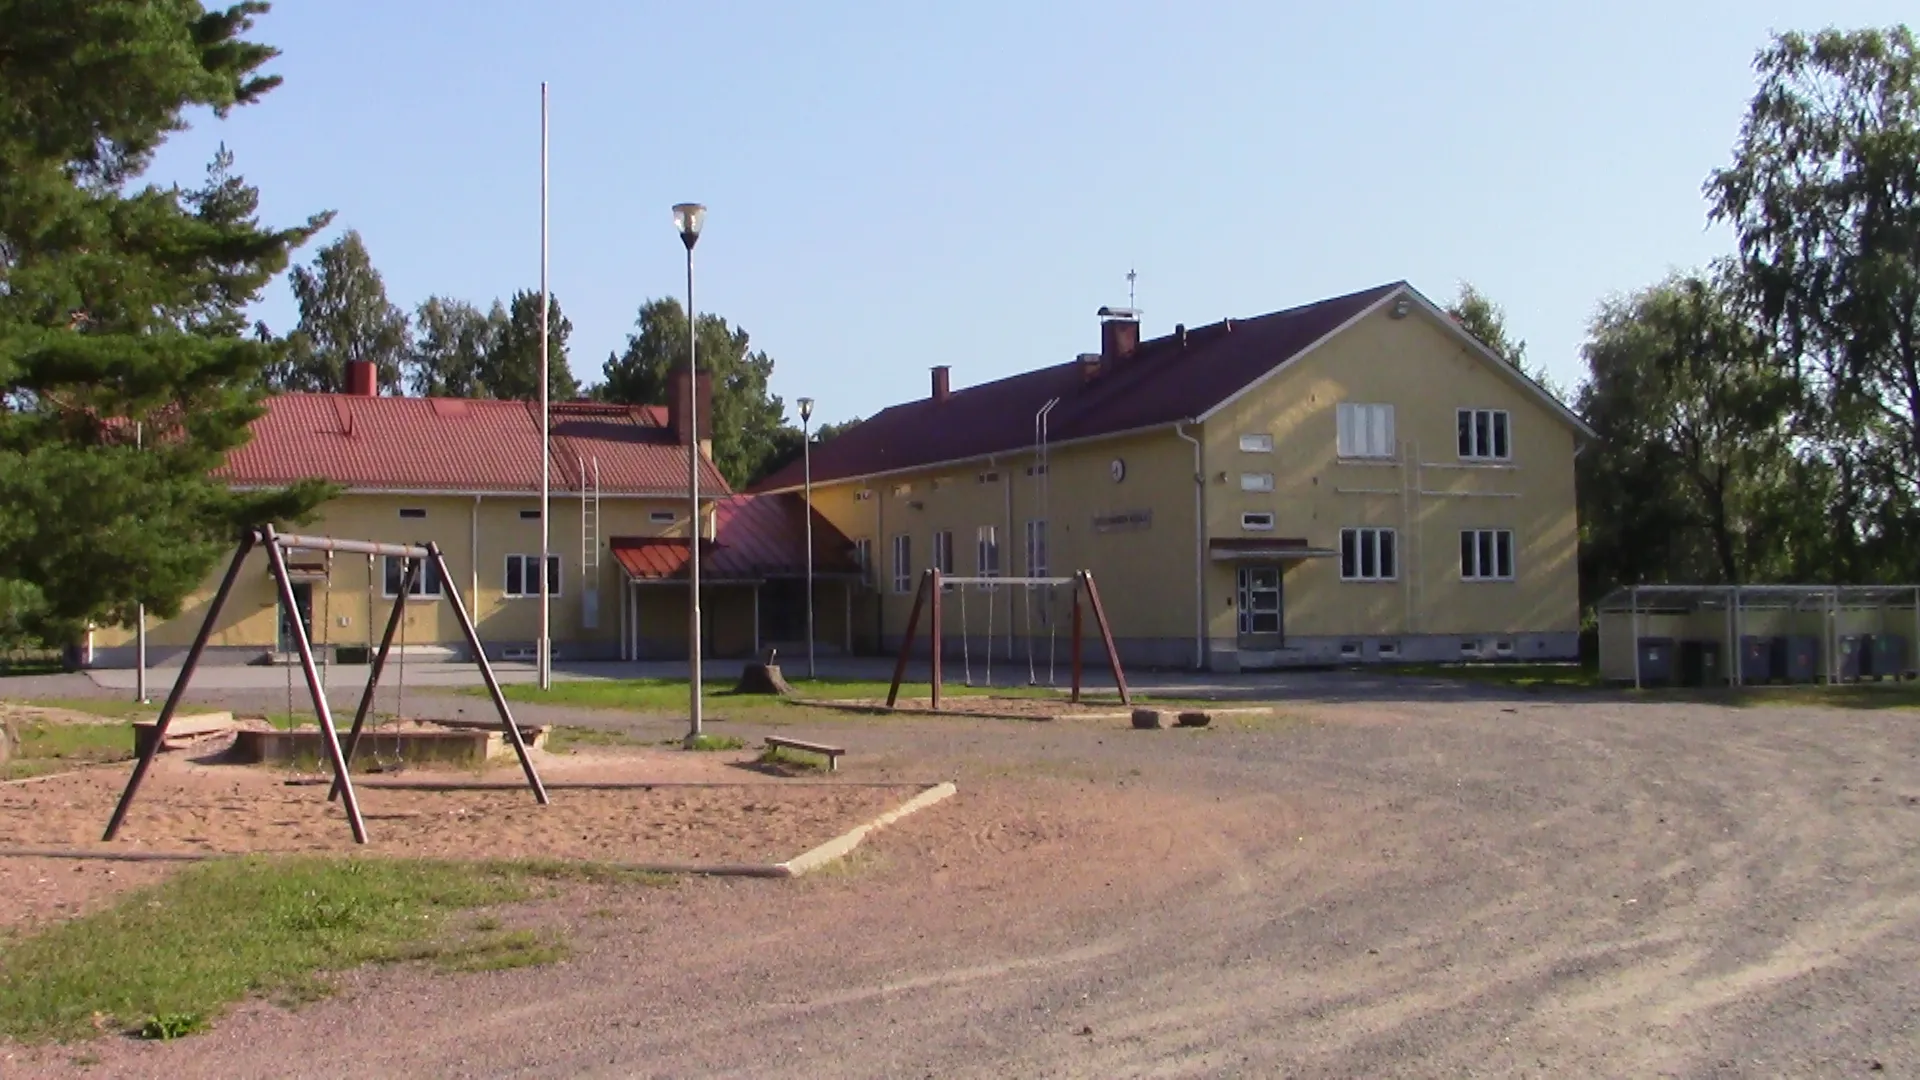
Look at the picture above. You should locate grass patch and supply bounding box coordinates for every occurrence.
[478,676,1038,713]
[0,856,570,1043]
[1711,682,1920,710]
[4,698,220,722]
[684,733,745,752]
[545,725,643,753]
[1,720,130,781]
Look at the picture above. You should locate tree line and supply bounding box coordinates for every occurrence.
[260,230,858,491]
[1,4,1912,652]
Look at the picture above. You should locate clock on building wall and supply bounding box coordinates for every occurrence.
[1109,457,1127,483]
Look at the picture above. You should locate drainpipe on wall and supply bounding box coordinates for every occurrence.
[1002,455,1014,662]
[470,496,482,652]
[1176,420,1206,671]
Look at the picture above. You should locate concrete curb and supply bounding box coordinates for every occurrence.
[777,780,959,877]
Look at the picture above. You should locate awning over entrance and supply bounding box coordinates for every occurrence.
[612,492,866,585]
[1208,537,1337,562]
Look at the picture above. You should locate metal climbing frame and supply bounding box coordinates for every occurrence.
[885,569,1130,710]
[102,524,549,846]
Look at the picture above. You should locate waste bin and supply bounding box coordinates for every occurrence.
[1635,637,1676,685]
[1838,635,1867,680]
[1771,635,1820,682]
[1679,639,1722,687]
[1869,633,1906,679]
[1739,635,1774,682]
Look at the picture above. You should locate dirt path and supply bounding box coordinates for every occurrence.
[6,693,1920,1077]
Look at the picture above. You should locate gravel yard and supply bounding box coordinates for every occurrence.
[4,677,1918,1077]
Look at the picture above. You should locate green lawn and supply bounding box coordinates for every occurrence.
[480,676,1054,713]
[4,698,220,722]
[1,720,132,781]
[0,857,590,1043]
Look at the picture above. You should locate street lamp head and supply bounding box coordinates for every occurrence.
[797,397,814,423]
[672,203,706,250]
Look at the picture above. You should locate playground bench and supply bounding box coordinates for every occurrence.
[763,736,845,772]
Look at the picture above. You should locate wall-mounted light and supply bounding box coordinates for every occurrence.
[1390,298,1411,319]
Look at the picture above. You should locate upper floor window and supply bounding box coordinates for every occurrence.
[1239,433,1274,453]
[1336,403,1395,459]
[398,508,427,519]
[1241,511,1275,531]
[1240,472,1275,492]
[1458,409,1512,460]
[649,510,677,525]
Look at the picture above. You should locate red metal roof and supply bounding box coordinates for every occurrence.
[611,493,862,582]
[750,283,1403,492]
[216,395,730,496]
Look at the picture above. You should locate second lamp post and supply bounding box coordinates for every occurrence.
[673,202,705,745]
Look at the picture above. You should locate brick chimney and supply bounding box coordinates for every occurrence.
[344,359,378,397]
[667,369,713,448]
[1098,306,1140,368]
[1077,353,1103,383]
[931,365,951,403]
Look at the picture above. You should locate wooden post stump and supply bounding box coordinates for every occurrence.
[734,648,797,696]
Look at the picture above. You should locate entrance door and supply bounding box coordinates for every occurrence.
[277,582,313,654]
[1236,565,1283,649]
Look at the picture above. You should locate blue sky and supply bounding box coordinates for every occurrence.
[150,1,1911,428]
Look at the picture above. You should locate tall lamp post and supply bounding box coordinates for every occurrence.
[673,202,706,745]
[798,397,816,680]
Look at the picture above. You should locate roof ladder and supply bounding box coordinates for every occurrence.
[580,455,601,629]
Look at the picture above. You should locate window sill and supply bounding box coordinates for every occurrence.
[1448,458,1517,469]
[1334,456,1399,467]
[1460,577,1517,583]
[380,594,446,602]
[501,594,562,601]
[1339,578,1399,584]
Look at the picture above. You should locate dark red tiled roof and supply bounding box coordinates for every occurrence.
[217,395,730,496]
[751,283,1403,492]
[611,493,863,582]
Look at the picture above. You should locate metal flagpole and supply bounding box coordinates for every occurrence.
[538,81,552,690]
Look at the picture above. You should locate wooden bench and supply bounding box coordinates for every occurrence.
[763,736,846,772]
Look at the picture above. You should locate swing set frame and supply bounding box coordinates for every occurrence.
[102,524,549,846]
[885,568,1131,710]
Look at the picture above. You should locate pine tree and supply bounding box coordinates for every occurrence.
[0,1,331,648]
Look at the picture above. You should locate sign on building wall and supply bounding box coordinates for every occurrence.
[1093,509,1153,534]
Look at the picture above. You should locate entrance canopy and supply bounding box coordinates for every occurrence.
[613,492,866,585]
[1208,537,1337,562]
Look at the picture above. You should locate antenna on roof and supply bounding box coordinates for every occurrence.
[1127,268,1137,309]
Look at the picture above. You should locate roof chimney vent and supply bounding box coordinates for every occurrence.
[1097,306,1140,368]
[931,365,951,403]
[1077,352,1103,383]
[344,359,377,397]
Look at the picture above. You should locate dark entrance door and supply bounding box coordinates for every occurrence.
[759,579,808,645]
[278,582,313,654]
[1235,565,1283,650]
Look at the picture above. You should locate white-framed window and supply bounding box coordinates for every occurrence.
[891,483,911,498]
[891,534,912,594]
[853,537,873,584]
[1240,472,1275,492]
[1239,433,1274,453]
[504,554,561,598]
[976,525,1000,578]
[648,510,677,524]
[1241,511,1275,531]
[381,556,443,599]
[1336,402,1396,459]
[1340,527,1397,581]
[1457,408,1512,460]
[976,471,1001,484]
[1460,529,1516,581]
[931,530,955,577]
[1025,519,1049,578]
